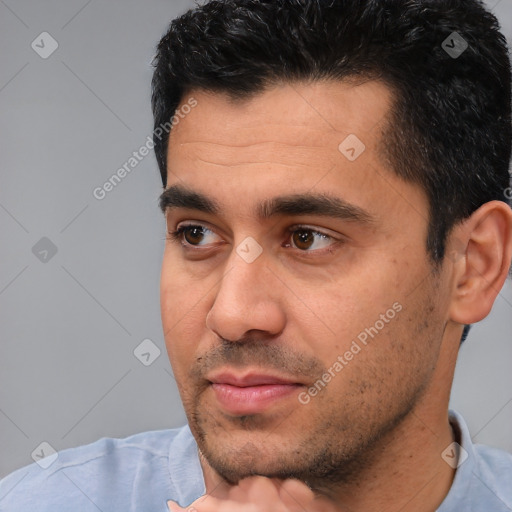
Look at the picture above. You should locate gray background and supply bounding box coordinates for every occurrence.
[0,0,511,479]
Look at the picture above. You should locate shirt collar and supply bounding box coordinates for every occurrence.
[436,409,477,511]
[167,424,206,507]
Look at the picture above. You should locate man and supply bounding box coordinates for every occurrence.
[1,0,511,510]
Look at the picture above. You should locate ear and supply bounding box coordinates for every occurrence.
[448,200,512,325]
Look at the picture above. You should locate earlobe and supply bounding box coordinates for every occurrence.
[448,201,512,325]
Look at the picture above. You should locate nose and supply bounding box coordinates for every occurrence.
[205,249,286,342]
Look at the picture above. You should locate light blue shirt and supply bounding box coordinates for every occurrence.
[0,410,511,511]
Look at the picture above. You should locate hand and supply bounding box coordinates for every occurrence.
[167,476,340,512]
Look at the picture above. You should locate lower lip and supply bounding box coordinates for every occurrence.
[211,383,301,415]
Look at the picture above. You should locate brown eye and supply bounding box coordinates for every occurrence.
[292,229,315,250]
[168,224,221,247]
[183,226,205,245]
[289,227,336,252]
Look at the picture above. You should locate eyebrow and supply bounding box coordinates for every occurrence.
[159,184,375,225]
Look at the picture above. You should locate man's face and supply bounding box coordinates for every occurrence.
[160,81,451,485]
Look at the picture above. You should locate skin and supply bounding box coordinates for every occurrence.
[161,81,512,511]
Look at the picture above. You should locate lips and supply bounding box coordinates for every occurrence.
[208,372,300,387]
[207,370,303,415]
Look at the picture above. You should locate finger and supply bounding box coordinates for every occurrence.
[278,479,315,510]
[168,494,235,512]
[167,499,186,512]
[167,498,206,512]
[228,476,282,504]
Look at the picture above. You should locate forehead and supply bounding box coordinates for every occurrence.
[163,80,427,229]
[167,80,393,159]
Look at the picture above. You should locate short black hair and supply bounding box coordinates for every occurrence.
[151,0,511,262]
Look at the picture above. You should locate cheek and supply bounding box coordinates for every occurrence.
[161,258,201,363]
[298,260,411,369]
[307,276,394,340]
[160,250,199,325]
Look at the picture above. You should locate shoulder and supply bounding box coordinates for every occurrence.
[0,426,192,511]
[473,442,512,505]
[442,410,512,512]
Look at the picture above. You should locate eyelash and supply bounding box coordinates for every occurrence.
[166,223,342,254]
